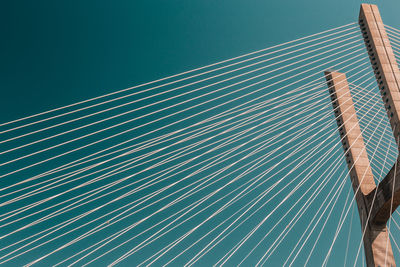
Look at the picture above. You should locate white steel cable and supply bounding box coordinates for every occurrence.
[0,39,364,162]
[291,108,390,266]
[0,50,367,181]
[101,123,350,267]
[351,95,398,266]
[152,75,382,266]
[384,139,397,267]
[187,149,350,267]
[2,56,368,196]
[216,92,384,267]
[257,99,388,267]
[142,102,380,267]
[0,29,361,142]
[14,79,370,266]
[8,113,338,266]
[0,83,328,207]
[0,64,370,258]
[0,90,338,247]
[0,89,338,242]
[249,87,385,265]
[0,23,357,128]
[0,88,330,225]
[61,90,378,267]
[3,71,366,220]
[108,82,382,266]
[0,78,330,193]
[12,108,338,266]
[0,90,346,262]
[321,135,394,266]
[0,40,372,266]
[0,62,368,267]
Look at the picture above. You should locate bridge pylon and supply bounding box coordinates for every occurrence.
[325,4,400,266]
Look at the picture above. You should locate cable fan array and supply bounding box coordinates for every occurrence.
[1,22,400,266]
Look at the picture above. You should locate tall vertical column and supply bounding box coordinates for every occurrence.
[325,71,375,195]
[359,3,400,143]
[358,5,400,266]
[325,71,395,267]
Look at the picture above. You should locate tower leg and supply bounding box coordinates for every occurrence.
[325,71,395,266]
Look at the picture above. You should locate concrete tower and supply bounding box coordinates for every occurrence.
[324,4,400,266]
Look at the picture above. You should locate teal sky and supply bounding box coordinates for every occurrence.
[1,0,399,121]
[2,1,400,266]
